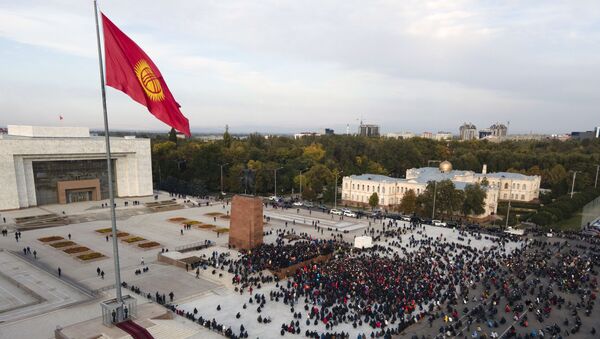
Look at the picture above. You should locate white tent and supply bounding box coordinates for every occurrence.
[354,236,373,249]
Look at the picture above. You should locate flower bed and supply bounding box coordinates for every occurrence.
[197,224,216,229]
[77,252,105,261]
[63,246,90,254]
[182,220,201,225]
[50,241,76,248]
[168,217,186,222]
[204,212,224,217]
[123,236,145,243]
[213,227,230,234]
[38,236,64,243]
[110,232,130,238]
[138,241,160,249]
[95,228,113,234]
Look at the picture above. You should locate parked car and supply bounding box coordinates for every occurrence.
[432,220,447,227]
[370,210,384,219]
[385,213,403,220]
[446,220,459,227]
[410,216,422,224]
[343,210,357,218]
[268,195,278,201]
[303,202,314,208]
[292,201,303,206]
[330,209,343,215]
[401,215,411,222]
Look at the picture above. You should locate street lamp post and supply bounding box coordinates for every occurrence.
[219,163,229,195]
[570,171,578,198]
[299,168,308,198]
[595,165,599,189]
[334,170,344,209]
[431,181,438,220]
[505,180,513,229]
[274,167,283,198]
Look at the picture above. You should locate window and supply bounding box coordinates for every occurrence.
[352,184,355,189]
[504,183,508,189]
[503,193,507,199]
[522,184,526,190]
[517,183,520,189]
[521,194,525,200]
[512,183,515,189]
[381,197,384,204]
[382,187,385,194]
[367,185,370,192]
[377,186,380,193]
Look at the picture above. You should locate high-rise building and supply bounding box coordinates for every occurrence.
[489,123,508,137]
[359,123,380,137]
[459,123,477,140]
[434,132,453,140]
[479,129,492,139]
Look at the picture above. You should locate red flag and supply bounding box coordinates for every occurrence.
[101,13,190,136]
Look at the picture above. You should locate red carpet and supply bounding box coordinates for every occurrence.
[116,320,154,339]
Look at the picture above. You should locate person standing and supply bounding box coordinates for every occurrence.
[58,267,62,277]
[33,250,37,259]
[141,257,145,266]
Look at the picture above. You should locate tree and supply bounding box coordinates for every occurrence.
[168,127,178,144]
[398,189,417,214]
[223,125,232,148]
[462,183,487,216]
[418,180,464,217]
[369,192,379,209]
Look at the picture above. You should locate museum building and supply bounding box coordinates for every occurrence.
[341,161,541,218]
[0,125,153,210]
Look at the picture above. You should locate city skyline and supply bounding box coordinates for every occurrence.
[1,1,600,134]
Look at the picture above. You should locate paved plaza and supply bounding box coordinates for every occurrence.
[0,195,598,338]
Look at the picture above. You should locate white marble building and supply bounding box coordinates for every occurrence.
[0,125,153,210]
[341,161,541,218]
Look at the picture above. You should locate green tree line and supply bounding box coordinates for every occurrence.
[152,132,600,204]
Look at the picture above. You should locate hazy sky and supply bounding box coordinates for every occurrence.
[1,1,599,134]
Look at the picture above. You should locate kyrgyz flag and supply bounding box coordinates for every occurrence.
[101,13,190,136]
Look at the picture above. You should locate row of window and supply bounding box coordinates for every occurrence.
[504,193,527,200]
[345,182,423,195]
[347,180,529,193]
[344,194,386,204]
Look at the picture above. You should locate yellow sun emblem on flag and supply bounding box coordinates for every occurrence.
[134,59,164,101]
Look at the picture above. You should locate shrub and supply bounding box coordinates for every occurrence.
[138,241,160,248]
[197,224,216,229]
[95,228,114,234]
[50,241,76,248]
[63,246,90,254]
[204,212,224,216]
[38,236,64,242]
[111,232,130,238]
[214,227,229,234]
[123,236,145,243]
[77,252,104,260]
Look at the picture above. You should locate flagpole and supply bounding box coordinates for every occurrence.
[94,0,124,319]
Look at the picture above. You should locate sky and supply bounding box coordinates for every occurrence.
[0,0,599,135]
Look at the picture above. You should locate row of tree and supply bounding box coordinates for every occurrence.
[155,132,600,201]
[527,187,600,226]
[384,180,487,218]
